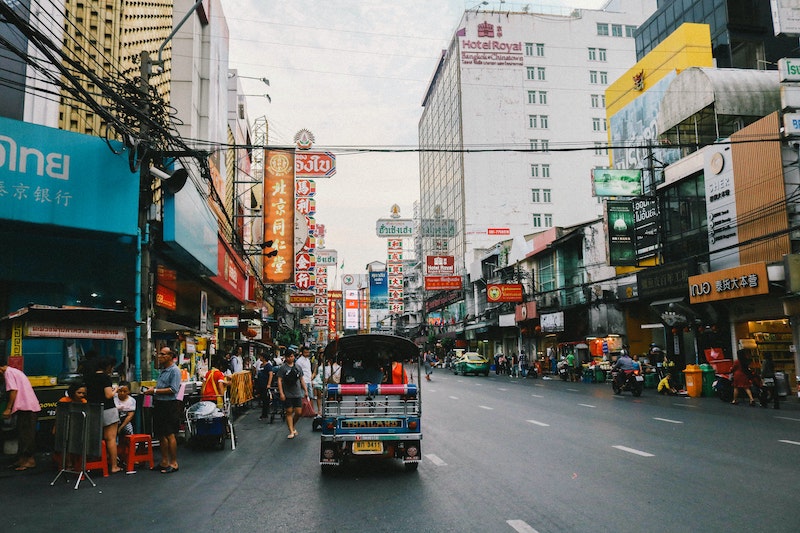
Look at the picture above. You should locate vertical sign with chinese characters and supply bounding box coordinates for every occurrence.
[293,178,316,291]
[387,239,404,315]
[263,150,295,283]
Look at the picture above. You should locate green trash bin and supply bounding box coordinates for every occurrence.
[595,368,606,384]
[700,363,715,397]
[644,373,657,389]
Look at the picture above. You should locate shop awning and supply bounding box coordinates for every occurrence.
[0,305,138,328]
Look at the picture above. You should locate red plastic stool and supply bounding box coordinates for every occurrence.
[120,434,154,473]
[84,440,109,477]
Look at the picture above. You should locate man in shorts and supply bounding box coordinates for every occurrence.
[145,347,181,473]
[276,349,308,439]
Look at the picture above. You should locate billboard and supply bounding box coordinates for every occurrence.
[369,271,388,310]
[426,255,455,275]
[632,197,658,261]
[592,168,643,197]
[425,276,462,291]
[606,200,636,266]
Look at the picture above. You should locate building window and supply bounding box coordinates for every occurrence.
[600,71,608,84]
[588,47,596,61]
[542,164,550,178]
[529,115,538,128]
[591,94,600,108]
[538,91,547,104]
[527,67,536,80]
[533,213,542,228]
[529,139,539,151]
[536,43,545,56]
[540,115,549,128]
[612,24,622,37]
[525,42,534,56]
[594,142,607,155]
[597,23,609,36]
[592,118,606,132]
[528,90,537,104]
[532,188,540,202]
[544,213,552,227]
[541,140,549,152]
[531,164,539,177]
[537,67,546,81]
[625,25,636,37]
[598,48,607,61]
[590,70,598,84]
[543,189,551,202]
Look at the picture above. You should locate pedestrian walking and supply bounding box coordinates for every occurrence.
[0,356,41,471]
[423,350,434,381]
[276,349,307,438]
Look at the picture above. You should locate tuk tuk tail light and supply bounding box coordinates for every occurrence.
[408,420,418,430]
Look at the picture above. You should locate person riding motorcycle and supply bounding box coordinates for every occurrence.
[612,349,636,388]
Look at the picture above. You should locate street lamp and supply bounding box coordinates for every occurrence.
[243,93,272,103]
[228,72,270,87]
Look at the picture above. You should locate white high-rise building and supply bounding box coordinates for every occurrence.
[418,1,657,280]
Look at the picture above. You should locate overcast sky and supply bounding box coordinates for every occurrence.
[221,0,608,280]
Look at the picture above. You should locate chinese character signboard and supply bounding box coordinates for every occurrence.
[263,150,295,283]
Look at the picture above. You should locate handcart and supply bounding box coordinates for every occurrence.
[185,396,236,451]
[265,387,285,424]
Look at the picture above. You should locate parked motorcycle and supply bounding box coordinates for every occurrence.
[611,368,644,396]
[557,359,570,381]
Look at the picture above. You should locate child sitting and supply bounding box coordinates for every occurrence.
[114,381,136,436]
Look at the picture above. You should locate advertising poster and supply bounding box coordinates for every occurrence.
[607,200,636,266]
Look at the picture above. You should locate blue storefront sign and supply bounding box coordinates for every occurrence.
[0,116,138,235]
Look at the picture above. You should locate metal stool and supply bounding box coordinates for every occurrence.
[120,434,154,473]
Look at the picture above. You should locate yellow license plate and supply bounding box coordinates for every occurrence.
[352,441,383,454]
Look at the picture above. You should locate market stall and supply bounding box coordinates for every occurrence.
[0,305,137,446]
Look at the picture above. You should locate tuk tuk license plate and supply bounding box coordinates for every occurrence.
[352,441,383,454]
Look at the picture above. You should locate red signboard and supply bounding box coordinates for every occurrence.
[425,276,462,291]
[426,255,455,275]
[295,151,336,178]
[211,237,248,302]
[487,283,524,303]
[488,228,510,235]
[515,301,537,322]
[155,284,177,310]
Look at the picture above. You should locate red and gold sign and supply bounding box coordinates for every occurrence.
[425,276,462,291]
[263,150,295,284]
[486,283,524,303]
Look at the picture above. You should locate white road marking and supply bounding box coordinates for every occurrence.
[425,454,447,466]
[526,419,550,427]
[613,445,654,457]
[579,403,596,408]
[533,383,545,387]
[531,394,544,398]
[448,395,459,400]
[654,417,683,424]
[498,387,508,391]
[479,405,493,410]
[672,403,698,408]
[566,388,579,392]
[775,416,800,422]
[779,440,800,446]
[507,519,539,533]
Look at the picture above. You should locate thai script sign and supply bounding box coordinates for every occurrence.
[295,151,336,178]
[425,276,462,291]
[376,218,414,237]
[486,283,523,303]
[25,324,126,340]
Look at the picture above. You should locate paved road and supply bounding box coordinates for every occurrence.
[2,373,799,532]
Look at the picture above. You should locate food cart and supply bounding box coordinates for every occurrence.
[0,305,137,444]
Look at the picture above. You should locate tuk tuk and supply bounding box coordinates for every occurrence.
[319,334,422,473]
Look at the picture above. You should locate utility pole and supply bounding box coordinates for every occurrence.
[137,50,154,381]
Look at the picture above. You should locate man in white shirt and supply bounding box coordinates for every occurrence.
[230,347,243,374]
[295,346,314,400]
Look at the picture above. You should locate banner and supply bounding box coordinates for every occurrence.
[263,150,295,283]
